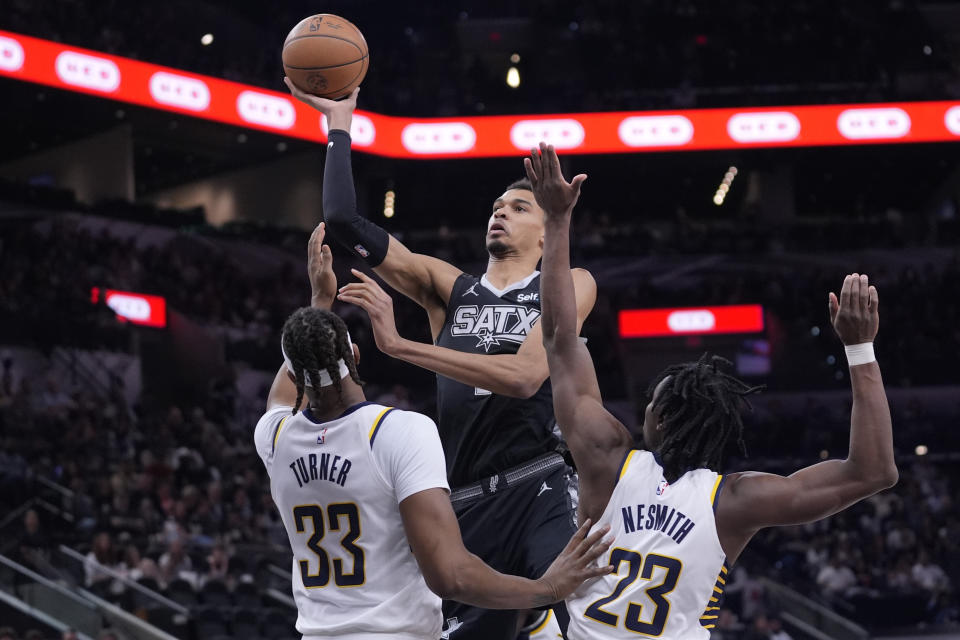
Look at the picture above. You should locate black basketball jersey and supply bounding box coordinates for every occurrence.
[436,271,559,486]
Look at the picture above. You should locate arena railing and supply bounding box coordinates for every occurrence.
[0,588,95,640]
[56,545,190,617]
[760,577,869,640]
[0,553,100,636]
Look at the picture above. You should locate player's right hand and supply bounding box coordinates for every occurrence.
[537,519,614,602]
[829,273,879,345]
[283,76,360,125]
[308,222,337,310]
[523,141,587,218]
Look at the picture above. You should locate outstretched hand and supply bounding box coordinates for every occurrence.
[538,519,614,602]
[829,273,879,345]
[337,269,402,356]
[523,142,587,219]
[284,77,358,131]
[308,222,337,310]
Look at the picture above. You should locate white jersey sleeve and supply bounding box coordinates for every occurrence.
[370,410,449,502]
[253,405,292,467]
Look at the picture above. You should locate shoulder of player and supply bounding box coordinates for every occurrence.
[370,407,437,436]
[570,268,597,300]
[570,267,596,285]
[713,470,772,518]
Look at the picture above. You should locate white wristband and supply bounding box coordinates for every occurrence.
[844,342,876,367]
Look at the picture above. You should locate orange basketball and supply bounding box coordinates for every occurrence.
[282,14,369,99]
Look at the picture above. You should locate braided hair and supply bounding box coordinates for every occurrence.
[647,354,763,482]
[281,307,363,414]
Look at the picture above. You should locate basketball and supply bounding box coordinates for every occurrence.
[282,14,369,99]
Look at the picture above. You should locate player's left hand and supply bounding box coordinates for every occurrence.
[337,269,402,355]
[537,519,614,602]
[308,222,338,310]
[523,142,587,218]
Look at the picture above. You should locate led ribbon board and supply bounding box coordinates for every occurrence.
[3,30,960,158]
[619,305,764,338]
[91,288,167,328]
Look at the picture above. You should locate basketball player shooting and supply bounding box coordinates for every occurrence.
[285,80,597,639]
[254,222,613,639]
[526,142,898,639]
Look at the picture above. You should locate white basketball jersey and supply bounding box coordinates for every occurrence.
[566,450,728,640]
[254,402,449,640]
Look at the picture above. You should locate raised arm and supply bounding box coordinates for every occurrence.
[526,143,633,521]
[717,274,897,564]
[400,488,611,608]
[266,222,338,410]
[337,268,594,398]
[284,79,461,335]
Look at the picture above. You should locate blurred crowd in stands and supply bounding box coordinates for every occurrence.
[2,198,958,393]
[3,0,953,116]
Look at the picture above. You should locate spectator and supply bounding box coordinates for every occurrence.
[768,616,793,640]
[203,543,230,586]
[16,509,50,567]
[912,549,949,594]
[158,536,192,586]
[84,531,118,588]
[743,613,771,640]
[816,554,857,597]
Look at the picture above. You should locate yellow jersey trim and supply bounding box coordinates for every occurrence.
[273,416,289,450]
[529,610,553,635]
[618,450,638,480]
[368,406,395,445]
[710,474,724,505]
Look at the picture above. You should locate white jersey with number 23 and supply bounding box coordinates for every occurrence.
[566,450,728,640]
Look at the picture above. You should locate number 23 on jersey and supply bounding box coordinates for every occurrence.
[585,548,682,636]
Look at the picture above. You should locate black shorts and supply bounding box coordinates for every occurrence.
[441,464,578,640]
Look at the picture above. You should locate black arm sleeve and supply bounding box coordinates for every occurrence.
[322,129,390,266]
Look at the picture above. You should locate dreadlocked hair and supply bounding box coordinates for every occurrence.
[281,307,363,415]
[648,354,763,482]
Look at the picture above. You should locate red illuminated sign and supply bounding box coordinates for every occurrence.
[3,29,960,158]
[619,305,764,338]
[91,288,167,328]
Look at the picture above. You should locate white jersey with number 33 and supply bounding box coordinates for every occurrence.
[566,450,728,640]
[254,402,449,640]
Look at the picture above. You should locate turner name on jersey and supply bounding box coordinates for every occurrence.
[450,304,541,352]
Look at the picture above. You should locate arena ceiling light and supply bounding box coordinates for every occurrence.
[713,166,737,206]
[5,29,960,159]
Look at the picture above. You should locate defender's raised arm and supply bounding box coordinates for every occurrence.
[527,143,632,522]
[717,274,897,564]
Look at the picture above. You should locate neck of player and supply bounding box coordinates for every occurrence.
[306,378,367,423]
[485,250,541,290]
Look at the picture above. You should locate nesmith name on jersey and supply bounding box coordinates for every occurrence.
[451,304,541,351]
[289,452,352,489]
[621,503,697,545]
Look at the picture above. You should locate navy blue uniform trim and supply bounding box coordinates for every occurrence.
[369,408,396,447]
